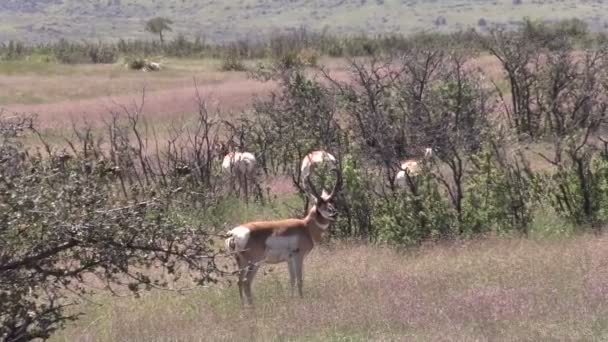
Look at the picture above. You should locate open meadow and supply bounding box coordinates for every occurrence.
[51,234,608,341]
[5,24,608,341]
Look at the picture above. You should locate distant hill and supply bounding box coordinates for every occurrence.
[0,0,607,43]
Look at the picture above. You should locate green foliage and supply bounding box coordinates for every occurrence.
[462,149,537,235]
[52,40,118,64]
[332,154,374,238]
[0,151,215,340]
[546,154,608,226]
[0,108,228,341]
[374,173,454,245]
[275,50,305,69]
[0,41,27,61]
[145,17,173,44]
[125,56,147,70]
[220,52,247,72]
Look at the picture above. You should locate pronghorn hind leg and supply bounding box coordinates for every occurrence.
[237,268,247,306]
[243,263,259,306]
[235,256,247,306]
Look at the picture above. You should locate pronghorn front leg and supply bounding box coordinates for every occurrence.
[293,253,305,298]
[237,267,246,306]
[288,256,297,297]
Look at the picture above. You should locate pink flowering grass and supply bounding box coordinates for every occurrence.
[52,235,608,341]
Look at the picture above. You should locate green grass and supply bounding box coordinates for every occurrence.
[0,60,65,75]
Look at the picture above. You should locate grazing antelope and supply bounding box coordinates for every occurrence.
[395,147,433,187]
[222,150,257,202]
[298,150,338,211]
[300,150,337,181]
[224,169,342,306]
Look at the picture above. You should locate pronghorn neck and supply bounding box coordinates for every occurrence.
[303,206,331,243]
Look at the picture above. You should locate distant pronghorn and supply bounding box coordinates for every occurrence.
[298,149,338,209]
[224,168,342,306]
[300,150,337,181]
[219,142,257,202]
[395,147,433,187]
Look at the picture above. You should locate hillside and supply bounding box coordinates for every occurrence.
[0,0,607,43]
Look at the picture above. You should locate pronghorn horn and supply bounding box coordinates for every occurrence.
[305,173,322,202]
[326,167,342,202]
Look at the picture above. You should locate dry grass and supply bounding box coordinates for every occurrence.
[0,59,273,129]
[0,57,356,130]
[51,234,608,341]
[0,55,507,130]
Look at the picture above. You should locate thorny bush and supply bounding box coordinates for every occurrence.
[0,103,228,341]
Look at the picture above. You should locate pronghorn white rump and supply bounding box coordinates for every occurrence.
[222,151,257,201]
[224,226,250,252]
[224,168,342,306]
[222,152,256,175]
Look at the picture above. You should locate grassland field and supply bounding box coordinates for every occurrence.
[3,56,608,341]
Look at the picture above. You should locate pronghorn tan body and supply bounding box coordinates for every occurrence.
[395,147,433,187]
[222,151,257,202]
[225,170,341,306]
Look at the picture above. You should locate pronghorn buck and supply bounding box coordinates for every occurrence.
[395,147,434,187]
[221,147,257,202]
[224,168,342,306]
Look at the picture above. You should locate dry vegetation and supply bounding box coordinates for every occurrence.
[52,235,608,341]
[0,57,355,130]
[0,59,271,129]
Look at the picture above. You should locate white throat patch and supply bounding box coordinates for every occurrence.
[316,220,330,230]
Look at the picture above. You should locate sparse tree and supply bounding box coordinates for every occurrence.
[145,17,173,44]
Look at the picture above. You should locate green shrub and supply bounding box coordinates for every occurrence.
[297,48,320,66]
[220,53,247,71]
[333,154,375,238]
[462,148,537,235]
[374,173,455,245]
[86,43,118,64]
[276,50,304,69]
[124,57,147,70]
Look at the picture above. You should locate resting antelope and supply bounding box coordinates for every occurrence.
[395,147,433,187]
[224,168,342,306]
